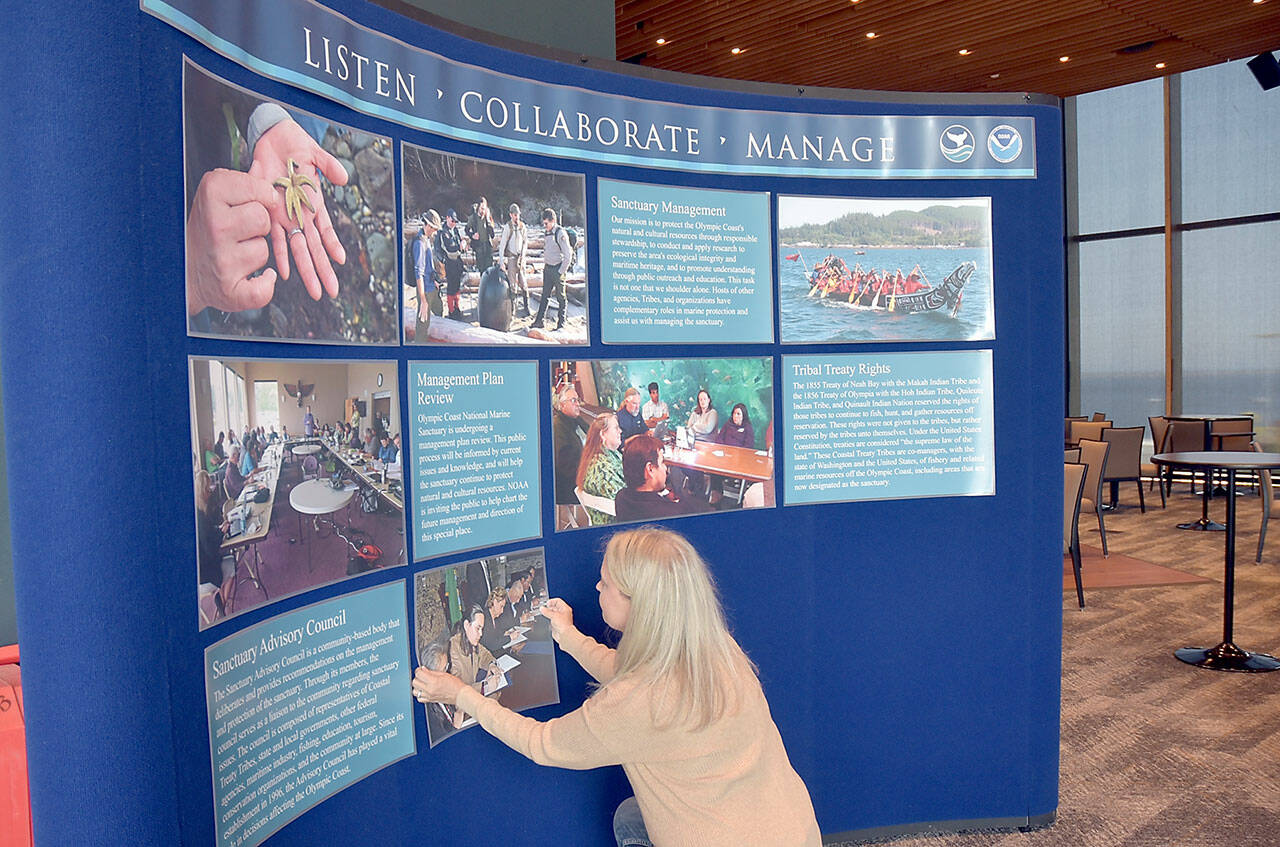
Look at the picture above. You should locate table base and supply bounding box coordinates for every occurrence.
[1175,641,1280,672]
[1176,518,1225,531]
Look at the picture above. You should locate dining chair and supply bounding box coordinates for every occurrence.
[1101,426,1146,512]
[1065,461,1087,609]
[1162,420,1207,496]
[1077,438,1111,557]
[1253,442,1274,564]
[1064,448,1081,463]
[1065,416,1088,444]
[574,486,617,518]
[1069,419,1113,446]
[1212,416,1254,451]
[1090,412,1107,422]
[1141,415,1170,504]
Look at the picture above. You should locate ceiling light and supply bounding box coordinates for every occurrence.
[1155,62,1166,69]
[730,47,742,54]
[1059,56,1070,63]
[1253,0,1265,5]
[958,49,971,56]
[656,38,666,45]
[990,73,1000,79]
[866,32,877,39]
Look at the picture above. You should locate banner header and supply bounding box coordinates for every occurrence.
[144,0,1037,178]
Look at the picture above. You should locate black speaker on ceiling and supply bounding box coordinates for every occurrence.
[1246,51,1280,91]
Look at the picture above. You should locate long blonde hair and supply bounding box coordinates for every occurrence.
[600,526,746,728]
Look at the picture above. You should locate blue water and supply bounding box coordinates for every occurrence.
[778,245,993,343]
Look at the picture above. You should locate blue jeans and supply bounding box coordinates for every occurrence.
[613,796,651,847]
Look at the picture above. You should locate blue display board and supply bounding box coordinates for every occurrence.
[0,0,1064,845]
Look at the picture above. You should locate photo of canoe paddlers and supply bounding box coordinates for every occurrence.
[777,195,994,344]
[401,144,588,345]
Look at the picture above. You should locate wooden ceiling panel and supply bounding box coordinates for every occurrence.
[617,0,1280,97]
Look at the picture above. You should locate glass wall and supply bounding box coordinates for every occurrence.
[1077,235,1165,428]
[1181,62,1280,223]
[1070,60,1279,447]
[1181,221,1280,445]
[1075,78,1163,235]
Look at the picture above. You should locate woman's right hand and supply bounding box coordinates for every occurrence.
[540,598,573,642]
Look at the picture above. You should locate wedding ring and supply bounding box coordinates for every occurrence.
[288,227,304,238]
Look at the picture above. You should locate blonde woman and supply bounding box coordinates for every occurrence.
[413,527,819,847]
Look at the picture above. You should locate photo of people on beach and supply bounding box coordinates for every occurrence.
[777,195,994,344]
[401,144,588,345]
[550,357,775,532]
[183,60,399,345]
[413,549,558,747]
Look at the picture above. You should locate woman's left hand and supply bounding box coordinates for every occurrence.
[413,666,465,704]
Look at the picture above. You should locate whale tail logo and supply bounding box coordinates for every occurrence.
[940,124,975,163]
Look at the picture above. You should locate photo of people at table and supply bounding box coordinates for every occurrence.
[413,548,557,747]
[551,357,775,531]
[401,143,588,345]
[183,60,400,345]
[190,357,407,628]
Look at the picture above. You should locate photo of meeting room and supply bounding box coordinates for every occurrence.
[412,548,557,748]
[401,143,588,345]
[190,357,407,629]
[551,357,775,531]
[183,60,400,345]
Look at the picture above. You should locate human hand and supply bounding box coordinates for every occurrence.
[249,118,348,301]
[186,168,278,315]
[540,598,574,642]
[413,666,465,705]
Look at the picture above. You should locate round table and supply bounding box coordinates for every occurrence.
[289,479,354,514]
[1152,451,1280,672]
[289,479,356,572]
[291,443,322,456]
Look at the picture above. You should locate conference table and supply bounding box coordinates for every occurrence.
[1152,451,1280,672]
[662,440,774,483]
[221,444,281,607]
[325,442,405,512]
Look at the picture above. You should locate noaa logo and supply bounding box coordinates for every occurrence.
[939,125,974,163]
[987,125,1023,163]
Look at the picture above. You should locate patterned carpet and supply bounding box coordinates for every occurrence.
[829,483,1280,846]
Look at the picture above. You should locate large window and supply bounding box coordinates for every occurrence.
[1076,235,1164,428]
[1181,221,1280,445]
[1181,62,1280,224]
[1070,61,1279,446]
[1075,78,1163,235]
[253,380,280,432]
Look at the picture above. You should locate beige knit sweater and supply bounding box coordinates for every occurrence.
[455,626,821,847]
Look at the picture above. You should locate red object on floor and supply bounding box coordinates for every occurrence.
[0,644,31,847]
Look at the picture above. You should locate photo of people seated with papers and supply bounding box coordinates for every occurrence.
[190,357,406,628]
[551,358,776,531]
[413,549,558,748]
